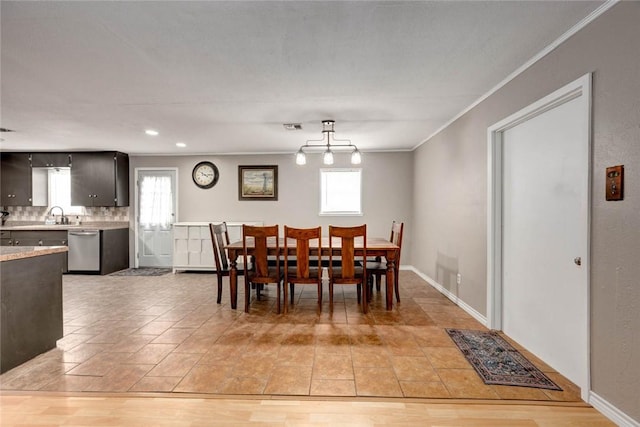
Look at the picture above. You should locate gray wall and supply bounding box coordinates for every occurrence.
[130,151,413,261]
[412,2,639,420]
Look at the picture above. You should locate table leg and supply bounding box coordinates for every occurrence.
[385,255,396,311]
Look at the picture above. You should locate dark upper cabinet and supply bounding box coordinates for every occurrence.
[31,152,71,168]
[0,153,32,206]
[70,152,129,207]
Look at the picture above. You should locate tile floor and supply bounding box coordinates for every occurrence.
[0,270,581,401]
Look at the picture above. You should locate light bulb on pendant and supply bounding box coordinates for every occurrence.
[295,149,306,165]
[351,148,362,165]
[323,149,334,165]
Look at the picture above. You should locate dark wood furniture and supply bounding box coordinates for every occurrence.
[5,230,68,247]
[242,224,284,313]
[284,226,322,313]
[367,221,404,303]
[0,226,128,275]
[227,236,399,311]
[4,230,69,273]
[31,152,71,168]
[0,152,33,206]
[1,151,129,208]
[70,151,129,207]
[1,247,66,373]
[100,228,130,275]
[329,225,368,313]
[209,222,246,305]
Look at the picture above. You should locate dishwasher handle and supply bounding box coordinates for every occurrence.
[69,230,99,236]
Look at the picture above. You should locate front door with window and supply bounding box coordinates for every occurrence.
[136,169,176,268]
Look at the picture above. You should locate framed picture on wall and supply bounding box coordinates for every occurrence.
[238,165,278,200]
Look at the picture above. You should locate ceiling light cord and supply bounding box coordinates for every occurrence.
[295,120,361,166]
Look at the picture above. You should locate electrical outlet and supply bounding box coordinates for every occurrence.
[456,273,461,285]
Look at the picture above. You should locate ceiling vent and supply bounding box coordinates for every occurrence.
[283,123,302,131]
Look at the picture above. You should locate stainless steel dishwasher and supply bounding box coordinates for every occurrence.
[68,229,100,271]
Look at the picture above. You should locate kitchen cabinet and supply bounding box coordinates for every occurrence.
[7,230,68,272]
[100,228,129,275]
[70,151,129,207]
[68,228,128,274]
[0,231,11,246]
[1,248,65,373]
[31,152,71,168]
[1,226,128,275]
[9,230,68,247]
[0,153,32,206]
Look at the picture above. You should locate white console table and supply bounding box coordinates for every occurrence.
[172,221,262,273]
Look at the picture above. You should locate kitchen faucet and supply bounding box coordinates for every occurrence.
[47,206,69,225]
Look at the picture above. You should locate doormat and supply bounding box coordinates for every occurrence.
[446,329,562,390]
[110,268,171,277]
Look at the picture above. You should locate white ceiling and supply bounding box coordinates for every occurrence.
[0,1,603,156]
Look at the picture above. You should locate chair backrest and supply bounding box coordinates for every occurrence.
[390,221,404,264]
[284,226,321,279]
[329,224,366,279]
[209,222,230,271]
[242,224,279,278]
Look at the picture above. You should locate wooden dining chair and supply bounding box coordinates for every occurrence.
[329,224,368,313]
[284,226,322,313]
[242,224,284,313]
[367,221,404,303]
[209,222,245,305]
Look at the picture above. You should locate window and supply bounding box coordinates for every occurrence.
[48,169,84,215]
[319,168,362,215]
[139,175,174,227]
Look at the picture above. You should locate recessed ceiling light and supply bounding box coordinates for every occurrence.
[176,142,186,148]
[145,129,159,136]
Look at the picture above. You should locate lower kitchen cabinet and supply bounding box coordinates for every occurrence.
[100,228,129,275]
[1,250,66,373]
[6,230,68,273]
[8,230,68,247]
[1,228,128,275]
[67,228,129,275]
[0,231,11,246]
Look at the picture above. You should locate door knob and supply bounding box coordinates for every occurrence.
[574,257,582,266]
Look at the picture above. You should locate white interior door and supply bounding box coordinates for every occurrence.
[136,169,177,268]
[488,74,590,399]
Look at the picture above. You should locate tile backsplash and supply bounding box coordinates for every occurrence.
[2,206,129,223]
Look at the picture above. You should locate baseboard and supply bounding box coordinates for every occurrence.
[405,266,637,426]
[406,266,487,327]
[589,391,639,427]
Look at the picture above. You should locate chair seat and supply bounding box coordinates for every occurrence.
[286,266,321,280]
[247,266,283,283]
[331,266,365,279]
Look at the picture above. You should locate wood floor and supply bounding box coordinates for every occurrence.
[0,393,614,426]
[0,270,614,425]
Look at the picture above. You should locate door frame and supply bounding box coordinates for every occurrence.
[486,73,591,399]
[134,167,179,268]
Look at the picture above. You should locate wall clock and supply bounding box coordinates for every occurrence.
[192,161,219,189]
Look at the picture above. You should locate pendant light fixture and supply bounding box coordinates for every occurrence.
[295,120,361,165]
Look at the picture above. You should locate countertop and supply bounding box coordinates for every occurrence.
[0,221,129,231]
[0,245,68,262]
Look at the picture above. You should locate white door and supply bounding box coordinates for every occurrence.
[488,74,590,399]
[136,169,177,268]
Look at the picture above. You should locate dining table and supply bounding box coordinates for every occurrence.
[225,236,399,311]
